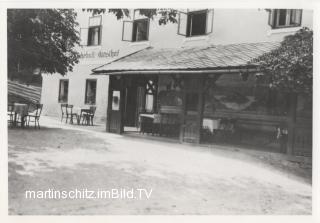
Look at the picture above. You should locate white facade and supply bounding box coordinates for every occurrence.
[41,9,313,123]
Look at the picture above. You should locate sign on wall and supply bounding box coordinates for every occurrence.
[79,49,120,60]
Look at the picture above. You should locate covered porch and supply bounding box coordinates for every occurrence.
[91,42,312,156]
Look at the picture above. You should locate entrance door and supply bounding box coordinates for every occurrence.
[124,85,138,127]
[180,77,204,143]
[106,76,125,134]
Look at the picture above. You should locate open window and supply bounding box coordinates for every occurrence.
[122,10,149,42]
[122,18,149,42]
[80,15,102,46]
[178,9,214,37]
[268,9,302,29]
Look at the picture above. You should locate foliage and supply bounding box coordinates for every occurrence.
[85,8,178,25]
[252,27,313,94]
[7,9,80,79]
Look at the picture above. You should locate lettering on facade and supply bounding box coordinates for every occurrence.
[80,50,120,59]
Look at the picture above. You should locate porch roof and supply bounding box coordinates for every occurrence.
[92,42,280,75]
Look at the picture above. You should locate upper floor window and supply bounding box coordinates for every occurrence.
[178,9,214,37]
[85,79,97,104]
[58,79,69,103]
[80,15,102,46]
[268,9,302,29]
[122,19,150,42]
[122,10,150,42]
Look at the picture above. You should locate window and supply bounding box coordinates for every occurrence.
[122,18,149,42]
[85,79,97,104]
[178,9,214,37]
[80,16,102,46]
[268,9,302,29]
[88,26,101,46]
[132,19,149,41]
[58,80,69,103]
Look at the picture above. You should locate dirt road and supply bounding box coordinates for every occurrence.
[8,117,312,215]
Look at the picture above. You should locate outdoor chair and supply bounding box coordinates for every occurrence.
[13,103,30,127]
[81,106,96,126]
[66,105,78,124]
[26,104,43,129]
[60,103,68,122]
[7,103,14,126]
[152,114,161,135]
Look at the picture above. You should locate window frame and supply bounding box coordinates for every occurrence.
[177,9,214,37]
[269,9,302,29]
[122,17,150,42]
[186,10,208,37]
[132,18,150,42]
[87,26,102,46]
[58,79,69,103]
[86,15,102,46]
[84,79,97,105]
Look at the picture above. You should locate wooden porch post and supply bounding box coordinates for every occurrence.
[179,75,205,144]
[196,76,205,144]
[106,76,113,132]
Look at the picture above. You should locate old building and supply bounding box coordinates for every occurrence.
[41,9,313,156]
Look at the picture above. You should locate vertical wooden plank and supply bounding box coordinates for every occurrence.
[106,76,113,132]
[179,76,187,143]
[196,76,205,144]
[179,75,205,144]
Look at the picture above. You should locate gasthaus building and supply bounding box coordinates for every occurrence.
[41,9,313,156]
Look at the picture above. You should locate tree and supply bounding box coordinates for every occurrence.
[253,27,313,154]
[252,27,313,95]
[85,8,178,25]
[7,9,80,82]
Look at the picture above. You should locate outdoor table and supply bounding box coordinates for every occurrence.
[139,113,155,134]
[139,113,155,119]
[203,118,221,133]
[13,103,29,127]
[73,106,91,125]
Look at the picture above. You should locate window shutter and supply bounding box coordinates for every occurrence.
[177,12,188,36]
[292,9,302,25]
[122,21,133,41]
[80,28,89,46]
[206,9,214,34]
[268,9,275,28]
[89,16,102,27]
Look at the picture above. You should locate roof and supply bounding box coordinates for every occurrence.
[92,42,280,74]
[8,80,42,104]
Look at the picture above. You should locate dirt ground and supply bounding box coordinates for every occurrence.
[8,117,312,215]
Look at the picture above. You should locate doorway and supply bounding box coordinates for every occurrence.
[107,75,158,134]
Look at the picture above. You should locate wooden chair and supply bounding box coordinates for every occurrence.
[26,104,43,129]
[82,106,96,125]
[60,104,68,122]
[66,105,78,124]
[152,114,161,135]
[7,103,14,126]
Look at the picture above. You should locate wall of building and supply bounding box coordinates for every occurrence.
[41,8,313,123]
